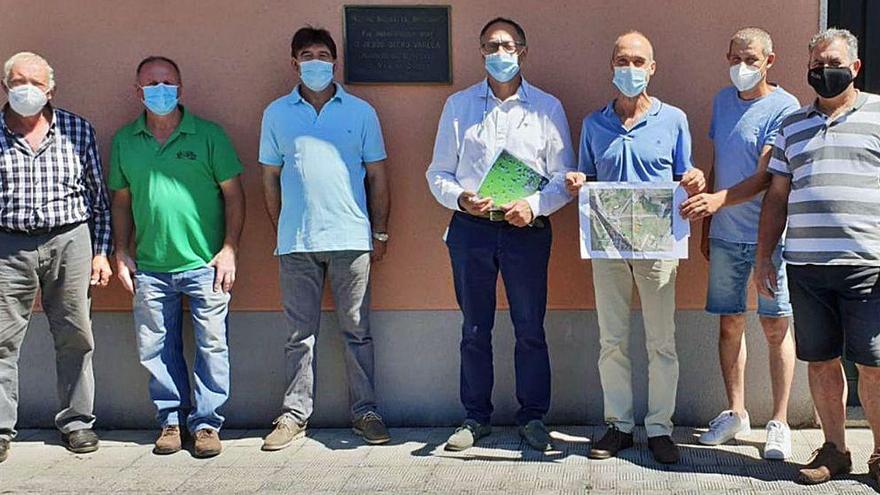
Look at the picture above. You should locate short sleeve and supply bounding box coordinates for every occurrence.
[209,125,244,183]
[578,119,597,177]
[107,133,129,191]
[361,106,387,164]
[258,108,283,166]
[767,130,791,177]
[760,99,800,148]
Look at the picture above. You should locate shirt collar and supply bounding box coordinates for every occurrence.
[601,96,662,123]
[478,77,531,104]
[806,91,868,117]
[132,105,195,135]
[288,82,346,105]
[1,104,58,137]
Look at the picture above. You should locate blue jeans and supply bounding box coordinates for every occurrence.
[133,266,231,432]
[705,238,792,317]
[446,212,552,426]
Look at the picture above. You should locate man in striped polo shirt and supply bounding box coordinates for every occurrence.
[756,28,880,486]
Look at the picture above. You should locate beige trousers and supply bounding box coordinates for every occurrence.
[592,259,679,437]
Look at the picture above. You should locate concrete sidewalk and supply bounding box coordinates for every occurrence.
[0,426,877,494]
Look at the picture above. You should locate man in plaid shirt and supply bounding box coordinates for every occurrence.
[0,52,112,462]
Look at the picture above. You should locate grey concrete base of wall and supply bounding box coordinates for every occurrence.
[16,310,814,430]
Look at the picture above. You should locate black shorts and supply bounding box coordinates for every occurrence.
[787,264,880,367]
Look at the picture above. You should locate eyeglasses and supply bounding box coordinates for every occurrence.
[480,40,526,55]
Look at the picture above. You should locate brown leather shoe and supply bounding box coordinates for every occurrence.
[0,438,9,463]
[868,450,880,489]
[647,435,680,464]
[589,425,634,459]
[797,442,852,485]
[193,428,222,458]
[352,411,391,445]
[61,429,99,454]
[153,425,182,455]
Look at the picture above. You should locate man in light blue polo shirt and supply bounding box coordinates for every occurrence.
[566,31,705,464]
[259,26,391,449]
[680,28,800,459]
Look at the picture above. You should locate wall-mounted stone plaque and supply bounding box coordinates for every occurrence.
[343,5,451,84]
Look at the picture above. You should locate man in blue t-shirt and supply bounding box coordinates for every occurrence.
[680,28,800,459]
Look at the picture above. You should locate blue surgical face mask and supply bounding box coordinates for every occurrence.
[612,66,649,98]
[141,83,179,116]
[485,52,520,83]
[299,60,334,92]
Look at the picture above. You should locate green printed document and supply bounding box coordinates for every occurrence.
[477,150,549,206]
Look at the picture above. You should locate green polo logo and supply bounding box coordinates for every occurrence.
[176,150,198,161]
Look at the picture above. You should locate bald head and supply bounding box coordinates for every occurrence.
[613,31,654,62]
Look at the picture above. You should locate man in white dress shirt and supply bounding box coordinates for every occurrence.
[426,17,575,452]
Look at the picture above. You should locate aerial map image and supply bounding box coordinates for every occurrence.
[589,187,674,254]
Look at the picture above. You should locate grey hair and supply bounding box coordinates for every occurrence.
[809,28,859,61]
[730,27,773,56]
[3,52,55,90]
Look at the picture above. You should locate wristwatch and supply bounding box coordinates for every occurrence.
[372,232,389,242]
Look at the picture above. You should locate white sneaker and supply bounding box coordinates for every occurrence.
[699,410,751,445]
[763,420,792,460]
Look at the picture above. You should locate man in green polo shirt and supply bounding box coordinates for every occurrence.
[109,56,245,459]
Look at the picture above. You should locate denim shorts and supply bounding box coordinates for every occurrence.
[787,264,880,367]
[705,238,792,317]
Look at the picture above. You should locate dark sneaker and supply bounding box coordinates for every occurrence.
[352,411,391,445]
[519,419,553,452]
[262,415,306,451]
[798,442,852,485]
[193,428,222,458]
[445,419,491,451]
[0,438,9,463]
[62,429,99,454]
[648,435,680,464]
[153,425,182,455]
[589,425,634,459]
[869,451,880,489]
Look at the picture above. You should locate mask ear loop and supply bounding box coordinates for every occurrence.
[483,81,489,119]
[478,81,490,131]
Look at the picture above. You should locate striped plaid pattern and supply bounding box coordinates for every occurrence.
[768,92,880,265]
[0,106,111,255]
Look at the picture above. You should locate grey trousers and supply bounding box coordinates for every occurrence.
[0,223,96,440]
[279,251,376,424]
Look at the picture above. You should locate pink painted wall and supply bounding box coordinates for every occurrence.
[0,0,820,310]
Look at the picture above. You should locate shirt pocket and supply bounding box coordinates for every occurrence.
[57,141,85,194]
[339,126,363,163]
[460,120,491,169]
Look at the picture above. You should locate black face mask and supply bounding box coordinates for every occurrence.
[808,66,854,98]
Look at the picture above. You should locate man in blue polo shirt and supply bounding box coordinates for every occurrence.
[260,26,391,450]
[566,31,705,464]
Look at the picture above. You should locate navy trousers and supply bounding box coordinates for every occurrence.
[445,211,552,426]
